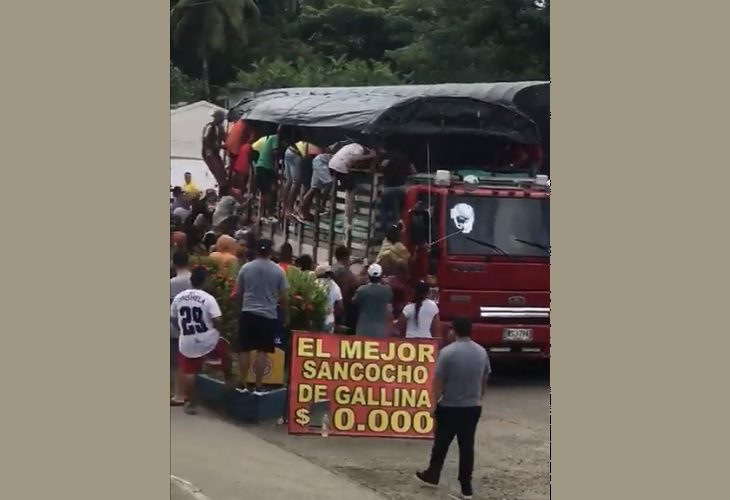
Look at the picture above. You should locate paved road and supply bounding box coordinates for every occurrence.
[249,359,550,500]
[171,408,386,500]
[171,359,548,500]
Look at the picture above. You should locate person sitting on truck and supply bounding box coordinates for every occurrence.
[352,263,394,338]
[251,134,280,224]
[376,224,411,268]
[295,152,333,222]
[398,281,441,339]
[378,150,415,230]
[282,141,323,220]
[328,142,378,230]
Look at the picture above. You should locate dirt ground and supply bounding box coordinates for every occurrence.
[247,359,549,500]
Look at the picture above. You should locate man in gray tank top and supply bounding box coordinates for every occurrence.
[416,317,491,500]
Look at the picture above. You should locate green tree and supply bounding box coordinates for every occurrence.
[294,3,416,62]
[170,63,205,104]
[170,0,549,96]
[387,0,549,82]
[235,56,403,90]
[171,0,260,98]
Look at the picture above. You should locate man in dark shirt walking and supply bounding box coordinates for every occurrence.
[416,317,491,500]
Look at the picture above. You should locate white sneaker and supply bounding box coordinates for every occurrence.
[253,389,269,396]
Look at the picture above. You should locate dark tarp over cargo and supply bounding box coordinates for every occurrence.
[232,82,546,146]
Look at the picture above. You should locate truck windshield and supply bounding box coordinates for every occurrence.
[446,195,550,257]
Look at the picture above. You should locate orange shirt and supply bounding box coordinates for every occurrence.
[226,121,252,155]
[209,251,239,269]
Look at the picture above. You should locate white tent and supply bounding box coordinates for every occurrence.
[170,101,225,193]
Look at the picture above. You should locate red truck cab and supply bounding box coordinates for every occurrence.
[402,173,550,358]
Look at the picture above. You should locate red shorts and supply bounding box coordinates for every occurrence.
[177,337,231,375]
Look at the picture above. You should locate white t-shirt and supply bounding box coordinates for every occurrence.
[320,278,343,325]
[402,299,439,338]
[171,289,222,358]
[328,143,365,174]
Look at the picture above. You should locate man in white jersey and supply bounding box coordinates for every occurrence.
[171,266,233,414]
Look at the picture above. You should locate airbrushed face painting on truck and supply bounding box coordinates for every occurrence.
[231,82,550,359]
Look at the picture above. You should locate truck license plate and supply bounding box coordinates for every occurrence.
[503,328,533,342]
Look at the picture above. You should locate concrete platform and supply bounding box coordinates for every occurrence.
[195,374,287,423]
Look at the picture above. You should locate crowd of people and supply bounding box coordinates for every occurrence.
[171,111,547,411]
[185,109,544,238]
[196,110,417,231]
[169,109,520,500]
[169,198,445,390]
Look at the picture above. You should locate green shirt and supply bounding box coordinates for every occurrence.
[253,135,279,170]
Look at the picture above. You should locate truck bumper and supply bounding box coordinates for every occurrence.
[440,321,550,358]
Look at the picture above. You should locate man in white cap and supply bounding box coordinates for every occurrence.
[352,263,393,338]
[315,263,343,333]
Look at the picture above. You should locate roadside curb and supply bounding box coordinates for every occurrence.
[195,374,287,423]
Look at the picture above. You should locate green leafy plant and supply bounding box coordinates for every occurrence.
[186,258,328,337]
[286,267,328,331]
[189,256,240,342]
[170,63,205,104]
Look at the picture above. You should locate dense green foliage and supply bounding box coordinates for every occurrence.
[170,63,205,103]
[170,0,549,101]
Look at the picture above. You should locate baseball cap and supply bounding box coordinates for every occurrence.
[367,263,383,278]
[258,239,273,253]
[315,263,332,277]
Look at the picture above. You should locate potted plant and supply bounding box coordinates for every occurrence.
[188,256,239,342]
[285,267,328,332]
